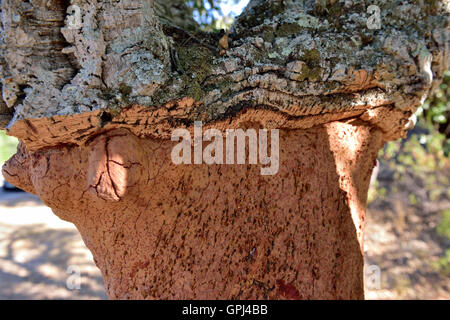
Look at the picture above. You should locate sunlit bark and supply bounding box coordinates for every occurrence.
[1,0,448,299]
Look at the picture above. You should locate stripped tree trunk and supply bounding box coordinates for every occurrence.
[1,0,449,299]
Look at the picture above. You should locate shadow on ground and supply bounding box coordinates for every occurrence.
[0,177,107,299]
[0,223,106,299]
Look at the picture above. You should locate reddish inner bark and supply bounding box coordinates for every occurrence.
[2,120,383,299]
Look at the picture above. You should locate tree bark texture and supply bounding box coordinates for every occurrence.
[3,121,383,299]
[1,0,449,299]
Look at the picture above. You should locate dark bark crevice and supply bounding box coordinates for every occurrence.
[0,0,448,300]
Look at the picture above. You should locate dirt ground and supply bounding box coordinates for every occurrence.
[0,176,107,299]
[0,169,448,300]
[364,162,450,299]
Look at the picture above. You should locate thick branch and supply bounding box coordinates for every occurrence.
[0,0,449,147]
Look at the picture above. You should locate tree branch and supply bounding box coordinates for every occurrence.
[0,0,448,150]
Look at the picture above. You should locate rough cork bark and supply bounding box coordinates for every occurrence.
[1,0,449,299]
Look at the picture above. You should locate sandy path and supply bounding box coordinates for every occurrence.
[0,174,106,299]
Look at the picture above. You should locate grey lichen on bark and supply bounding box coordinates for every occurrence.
[0,0,448,145]
[0,0,449,300]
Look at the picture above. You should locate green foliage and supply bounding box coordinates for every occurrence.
[436,209,450,240]
[0,130,18,164]
[185,0,241,30]
[417,70,450,156]
[432,249,450,277]
[371,69,450,205]
[367,180,386,203]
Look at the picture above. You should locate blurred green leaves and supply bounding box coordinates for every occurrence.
[433,249,450,277]
[416,70,450,156]
[437,209,450,240]
[0,131,18,164]
[371,70,449,207]
[185,0,241,30]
